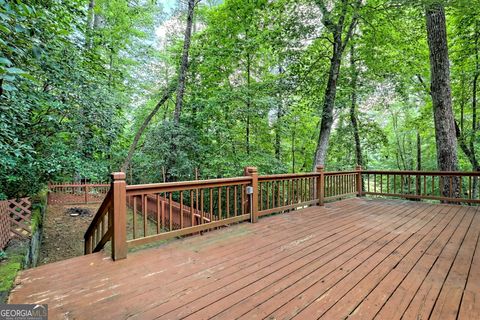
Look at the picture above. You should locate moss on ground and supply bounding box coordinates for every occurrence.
[0,188,47,302]
[0,239,28,302]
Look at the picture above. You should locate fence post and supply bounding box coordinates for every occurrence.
[356,165,363,197]
[111,172,127,260]
[316,165,325,206]
[244,167,258,223]
[47,182,51,205]
[84,184,89,204]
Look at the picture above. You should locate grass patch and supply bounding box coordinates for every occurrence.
[0,188,47,302]
[0,239,28,302]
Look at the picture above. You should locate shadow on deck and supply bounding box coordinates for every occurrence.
[9,198,480,319]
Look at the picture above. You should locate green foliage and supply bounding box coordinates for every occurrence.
[0,239,27,302]
[0,0,161,198]
[1,0,480,197]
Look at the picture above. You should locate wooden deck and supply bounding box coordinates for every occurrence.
[9,198,480,320]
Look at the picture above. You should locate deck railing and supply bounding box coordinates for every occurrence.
[258,172,318,216]
[84,166,480,260]
[362,170,480,204]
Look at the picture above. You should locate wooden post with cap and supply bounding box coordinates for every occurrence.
[244,167,258,223]
[356,165,363,197]
[111,172,127,260]
[316,165,325,206]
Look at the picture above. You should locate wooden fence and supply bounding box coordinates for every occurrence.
[84,166,480,260]
[0,198,32,250]
[0,202,10,250]
[48,182,110,205]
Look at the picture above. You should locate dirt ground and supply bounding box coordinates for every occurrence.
[38,204,100,265]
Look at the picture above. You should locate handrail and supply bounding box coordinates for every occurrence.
[258,172,319,181]
[84,188,113,255]
[363,170,480,177]
[324,170,359,175]
[126,176,252,195]
[84,189,112,239]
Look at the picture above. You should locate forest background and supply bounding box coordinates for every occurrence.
[0,0,478,199]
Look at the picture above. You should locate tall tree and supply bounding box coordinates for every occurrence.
[173,0,197,125]
[313,0,362,167]
[425,2,459,196]
[349,42,362,167]
[122,0,199,173]
[121,82,177,172]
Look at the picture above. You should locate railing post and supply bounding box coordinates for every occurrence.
[245,167,258,223]
[111,172,127,260]
[316,165,325,206]
[356,165,363,197]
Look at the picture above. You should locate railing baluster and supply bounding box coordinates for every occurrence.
[209,188,213,221]
[96,225,100,247]
[469,176,472,199]
[101,214,106,237]
[218,187,222,220]
[273,180,277,206]
[266,182,270,209]
[200,189,205,223]
[133,196,137,239]
[142,194,147,237]
[432,175,435,196]
[277,180,281,207]
[241,185,245,215]
[169,192,173,231]
[190,190,195,227]
[449,176,453,198]
[386,174,390,194]
[368,174,370,193]
[180,191,184,229]
[459,176,462,198]
[259,183,263,211]
[424,175,427,195]
[156,194,161,233]
[226,187,230,219]
[161,193,165,229]
[234,186,238,216]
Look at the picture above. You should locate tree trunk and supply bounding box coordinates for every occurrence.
[314,41,342,166]
[121,82,177,172]
[85,0,95,48]
[246,52,251,155]
[275,66,284,161]
[349,43,362,167]
[275,103,282,161]
[456,22,479,199]
[313,0,360,167]
[292,124,296,173]
[173,0,195,126]
[415,132,422,198]
[425,3,459,197]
